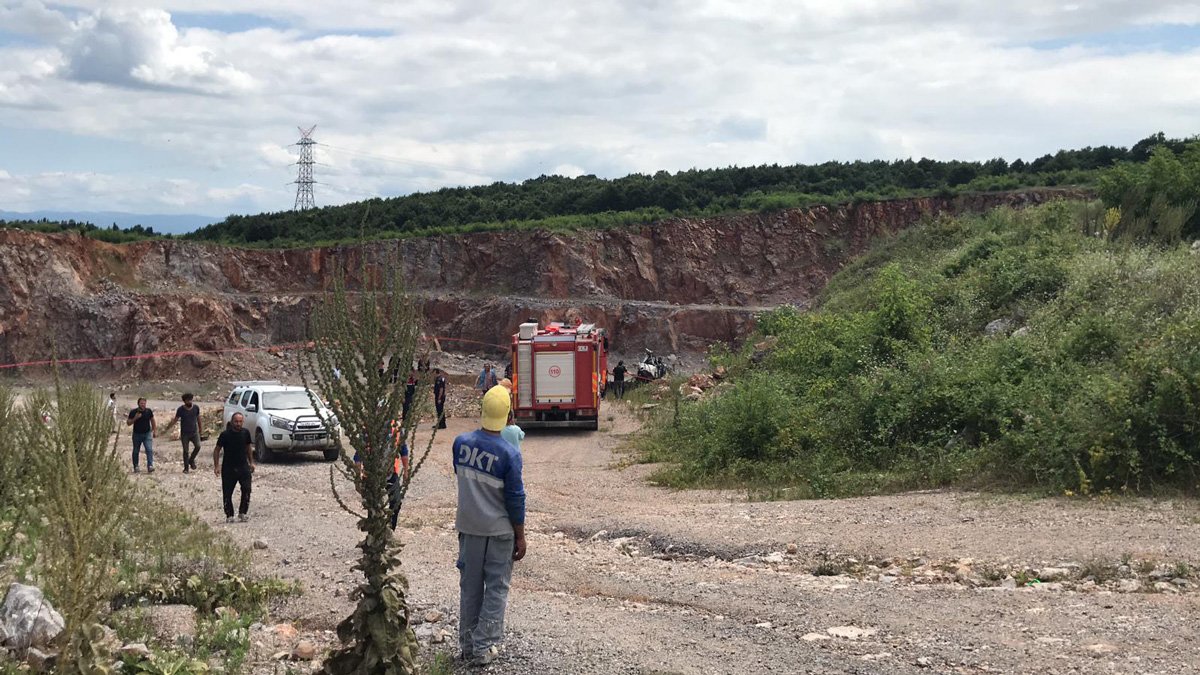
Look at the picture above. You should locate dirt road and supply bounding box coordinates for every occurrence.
[135,399,1200,674]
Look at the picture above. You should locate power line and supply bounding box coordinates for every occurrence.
[316,142,491,178]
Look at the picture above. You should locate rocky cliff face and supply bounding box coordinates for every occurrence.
[0,190,1082,378]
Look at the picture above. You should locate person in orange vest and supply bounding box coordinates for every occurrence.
[354,417,410,530]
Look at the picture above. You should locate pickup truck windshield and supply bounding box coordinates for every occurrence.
[262,391,317,410]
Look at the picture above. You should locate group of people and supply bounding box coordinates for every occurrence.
[114,373,528,667]
[113,392,254,522]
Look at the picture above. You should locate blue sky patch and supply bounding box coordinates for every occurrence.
[171,11,289,33]
[1028,23,1200,54]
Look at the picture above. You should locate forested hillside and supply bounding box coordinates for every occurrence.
[640,140,1200,497]
[187,133,1188,247]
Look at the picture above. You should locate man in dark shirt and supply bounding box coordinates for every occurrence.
[171,393,203,473]
[612,361,627,399]
[433,368,448,429]
[126,397,156,473]
[214,412,255,523]
[402,369,417,425]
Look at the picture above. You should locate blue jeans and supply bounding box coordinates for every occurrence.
[457,532,514,657]
[132,432,154,469]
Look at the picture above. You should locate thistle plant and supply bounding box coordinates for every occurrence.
[0,385,31,563]
[21,380,129,672]
[299,255,438,674]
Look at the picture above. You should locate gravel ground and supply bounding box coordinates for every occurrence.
[116,390,1200,675]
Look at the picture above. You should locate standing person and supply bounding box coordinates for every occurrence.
[433,368,448,429]
[503,360,512,382]
[354,420,411,530]
[453,386,526,666]
[214,412,255,523]
[170,393,203,473]
[126,398,156,473]
[402,369,417,425]
[612,360,628,399]
[388,420,411,531]
[501,412,524,454]
[106,392,118,433]
[475,364,497,396]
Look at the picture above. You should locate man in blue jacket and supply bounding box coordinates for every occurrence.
[453,385,526,666]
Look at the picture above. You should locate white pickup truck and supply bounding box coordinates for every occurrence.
[222,381,340,462]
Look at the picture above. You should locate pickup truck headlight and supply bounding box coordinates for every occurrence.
[270,415,295,431]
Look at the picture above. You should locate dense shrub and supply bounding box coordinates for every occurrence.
[640,200,1200,496]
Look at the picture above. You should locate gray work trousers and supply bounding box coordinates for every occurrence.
[457,532,514,656]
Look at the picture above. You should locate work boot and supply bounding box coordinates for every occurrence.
[471,645,499,667]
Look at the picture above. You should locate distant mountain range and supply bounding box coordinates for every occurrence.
[0,210,219,235]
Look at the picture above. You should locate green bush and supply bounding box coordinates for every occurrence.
[641,200,1200,496]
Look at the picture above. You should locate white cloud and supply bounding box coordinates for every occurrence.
[0,1,1197,217]
[61,7,254,93]
[0,1,71,38]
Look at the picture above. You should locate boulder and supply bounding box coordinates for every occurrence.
[0,583,65,649]
[984,318,1014,337]
[119,643,153,661]
[292,640,317,660]
[25,647,56,672]
[141,604,197,644]
[1037,567,1071,582]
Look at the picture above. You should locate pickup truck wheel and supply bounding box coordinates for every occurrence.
[323,448,339,462]
[254,431,273,462]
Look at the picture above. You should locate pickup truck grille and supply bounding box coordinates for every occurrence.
[295,420,325,432]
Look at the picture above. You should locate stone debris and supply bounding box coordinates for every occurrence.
[1153,581,1180,594]
[1117,579,1142,593]
[1085,643,1119,657]
[826,626,877,640]
[253,539,269,550]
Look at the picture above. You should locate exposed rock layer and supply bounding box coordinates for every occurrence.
[0,190,1084,376]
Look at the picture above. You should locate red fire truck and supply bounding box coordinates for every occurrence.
[509,321,609,430]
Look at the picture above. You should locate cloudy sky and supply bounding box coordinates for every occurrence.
[0,1,1198,222]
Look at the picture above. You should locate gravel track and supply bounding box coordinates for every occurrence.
[128,394,1200,675]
